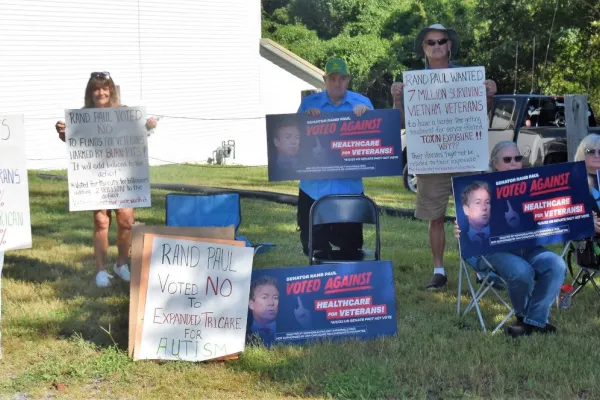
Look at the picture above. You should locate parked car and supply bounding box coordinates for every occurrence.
[401,94,600,192]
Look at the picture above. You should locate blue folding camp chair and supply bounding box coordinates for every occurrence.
[165,193,274,255]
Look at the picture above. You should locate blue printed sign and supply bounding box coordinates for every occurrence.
[453,161,594,258]
[246,261,397,347]
[265,110,402,181]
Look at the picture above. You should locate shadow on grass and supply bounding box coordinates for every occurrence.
[3,253,130,348]
[3,254,83,283]
[5,194,308,352]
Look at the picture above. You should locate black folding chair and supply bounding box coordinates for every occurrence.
[564,240,600,299]
[308,194,381,265]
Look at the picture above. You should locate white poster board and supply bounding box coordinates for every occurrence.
[403,67,489,174]
[137,235,254,362]
[65,107,151,211]
[0,115,32,251]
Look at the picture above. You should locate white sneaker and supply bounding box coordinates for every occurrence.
[96,270,113,288]
[113,263,131,282]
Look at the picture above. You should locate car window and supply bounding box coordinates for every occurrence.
[523,99,555,127]
[490,100,515,130]
[555,99,597,127]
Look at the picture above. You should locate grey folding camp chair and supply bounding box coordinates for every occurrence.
[456,256,514,333]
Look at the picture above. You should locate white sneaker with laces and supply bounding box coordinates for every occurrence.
[113,263,131,282]
[96,270,113,288]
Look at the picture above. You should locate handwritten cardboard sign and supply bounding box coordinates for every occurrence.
[65,107,151,211]
[403,67,489,174]
[133,234,253,362]
[0,115,32,251]
[128,225,236,358]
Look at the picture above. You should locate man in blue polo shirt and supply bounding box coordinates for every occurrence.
[297,57,373,258]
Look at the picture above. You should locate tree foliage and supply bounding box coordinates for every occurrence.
[262,0,600,111]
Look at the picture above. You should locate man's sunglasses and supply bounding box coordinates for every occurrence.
[90,71,111,79]
[502,156,524,163]
[585,148,600,156]
[425,38,449,46]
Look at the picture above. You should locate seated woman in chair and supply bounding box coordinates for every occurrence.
[574,133,600,234]
[455,141,566,337]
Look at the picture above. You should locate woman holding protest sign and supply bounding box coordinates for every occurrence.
[55,72,158,287]
[455,141,566,337]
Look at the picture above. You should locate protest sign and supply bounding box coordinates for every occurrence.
[403,67,489,174]
[65,107,151,211]
[247,261,397,347]
[128,225,236,358]
[133,234,253,362]
[0,115,32,251]
[266,109,402,181]
[453,162,594,258]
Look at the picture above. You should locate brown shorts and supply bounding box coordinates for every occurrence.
[415,173,465,221]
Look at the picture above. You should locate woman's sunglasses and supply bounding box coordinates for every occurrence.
[425,38,449,46]
[502,156,523,163]
[585,148,600,156]
[90,71,111,79]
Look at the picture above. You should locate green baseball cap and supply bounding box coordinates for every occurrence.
[325,58,349,76]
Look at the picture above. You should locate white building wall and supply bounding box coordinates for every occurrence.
[0,0,263,169]
[258,57,323,165]
[260,57,321,116]
[138,0,263,166]
[0,0,141,169]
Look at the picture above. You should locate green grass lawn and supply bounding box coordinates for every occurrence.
[1,166,600,399]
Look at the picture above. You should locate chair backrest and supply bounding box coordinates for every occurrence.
[165,193,241,231]
[310,194,378,226]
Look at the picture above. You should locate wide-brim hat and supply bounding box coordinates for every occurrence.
[415,23,459,58]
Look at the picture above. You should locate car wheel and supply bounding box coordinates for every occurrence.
[403,164,417,193]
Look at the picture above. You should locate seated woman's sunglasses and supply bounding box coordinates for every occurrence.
[502,156,523,163]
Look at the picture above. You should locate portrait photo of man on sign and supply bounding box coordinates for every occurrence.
[248,275,280,347]
[460,181,491,245]
[273,122,301,170]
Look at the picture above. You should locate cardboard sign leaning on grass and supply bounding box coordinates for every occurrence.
[453,161,594,259]
[247,260,397,348]
[402,67,489,174]
[128,225,236,358]
[133,233,254,362]
[0,115,32,251]
[65,107,151,211]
